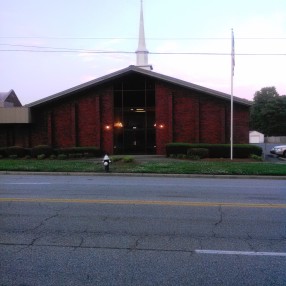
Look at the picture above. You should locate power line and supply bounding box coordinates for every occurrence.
[1,36,286,40]
[1,43,285,56]
[1,49,285,56]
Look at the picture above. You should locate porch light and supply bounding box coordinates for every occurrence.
[135,108,145,113]
[114,122,123,128]
[154,123,164,129]
[105,125,111,130]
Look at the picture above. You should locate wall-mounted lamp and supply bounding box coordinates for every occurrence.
[154,123,165,129]
[114,122,123,128]
[105,125,111,130]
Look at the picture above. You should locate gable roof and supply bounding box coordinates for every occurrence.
[26,65,252,108]
[0,89,22,107]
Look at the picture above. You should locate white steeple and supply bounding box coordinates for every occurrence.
[136,0,153,70]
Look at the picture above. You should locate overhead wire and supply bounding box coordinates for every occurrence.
[1,38,285,56]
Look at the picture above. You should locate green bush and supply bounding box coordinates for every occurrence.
[187,148,209,159]
[58,154,68,160]
[37,154,46,160]
[250,154,263,161]
[32,145,53,158]
[6,146,27,158]
[0,147,7,158]
[56,147,103,157]
[9,155,18,159]
[166,143,262,158]
[111,156,123,162]
[123,156,134,163]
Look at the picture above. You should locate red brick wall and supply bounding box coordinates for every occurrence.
[30,109,49,147]
[199,97,226,143]
[1,74,250,154]
[77,91,99,147]
[100,87,114,154]
[155,82,250,151]
[51,102,75,147]
[233,104,250,143]
[0,125,30,147]
[155,83,171,154]
[28,86,114,151]
[173,89,198,143]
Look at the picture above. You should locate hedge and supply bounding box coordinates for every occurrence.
[56,147,103,157]
[5,146,29,158]
[166,143,262,158]
[0,146,103,159]
[187,148,209,159]
[31,145,53,158]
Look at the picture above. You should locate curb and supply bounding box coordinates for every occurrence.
[0,171,285,180]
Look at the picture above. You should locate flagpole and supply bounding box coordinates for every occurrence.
[230,28,234,160]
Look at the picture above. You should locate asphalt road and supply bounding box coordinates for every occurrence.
[0,175,286,285]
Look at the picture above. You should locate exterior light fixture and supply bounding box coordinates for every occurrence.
[114,122,123,128]
[105,125,111,130]
[154,123,164,129]
[135,108,145,113]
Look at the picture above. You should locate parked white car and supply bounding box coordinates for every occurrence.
[270,145,286,157]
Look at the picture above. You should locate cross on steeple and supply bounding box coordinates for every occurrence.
[136,0,153,70]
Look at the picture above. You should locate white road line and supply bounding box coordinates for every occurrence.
[195,250,286,257]
[2,183,50,185]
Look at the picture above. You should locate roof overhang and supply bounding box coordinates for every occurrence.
[26,65,252,108]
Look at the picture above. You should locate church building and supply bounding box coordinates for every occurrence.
[0,2,251,155]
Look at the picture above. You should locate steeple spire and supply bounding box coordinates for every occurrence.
[136,0,153,70]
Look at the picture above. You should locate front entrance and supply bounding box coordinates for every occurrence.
[113,75,156,154]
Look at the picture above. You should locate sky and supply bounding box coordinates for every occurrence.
[1,0,286,105]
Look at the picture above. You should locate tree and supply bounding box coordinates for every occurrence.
[250,87,286,136]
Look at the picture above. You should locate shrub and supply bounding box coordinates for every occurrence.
[250,154,263,161]
[188,155,201,160]
[37,154,46,160]
[177,153,186,159]
[123,156,134,163]
[166,143,262,158]
[111,156,123,162]
[32,145,53,158]
[6,146,27,158]
[56,147,103,157]
[58,154,68,160]
[166,143,193,157]
[9,155,18,159]
[0,147,7,158]
[187,148,209,159]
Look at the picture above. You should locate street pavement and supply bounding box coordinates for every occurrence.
[0,175,285,285]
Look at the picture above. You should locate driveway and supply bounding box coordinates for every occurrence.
[252,143,286,163]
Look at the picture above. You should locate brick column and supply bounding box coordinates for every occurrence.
[100,87,114,154]
[155,83,170,155]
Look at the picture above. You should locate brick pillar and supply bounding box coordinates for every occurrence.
[94,96,101,148]
[155,83,170,155]
[47,111,53,146]
[71,103,77,146]
[100,88,114,154]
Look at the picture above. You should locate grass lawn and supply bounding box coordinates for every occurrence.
[0,158,285,176]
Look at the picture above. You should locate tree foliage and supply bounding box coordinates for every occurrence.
[250,87,286,136]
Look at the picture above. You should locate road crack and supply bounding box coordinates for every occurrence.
[214,205,223,226]
[211,206,223,237]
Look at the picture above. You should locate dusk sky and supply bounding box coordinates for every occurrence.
[1,0,286,105]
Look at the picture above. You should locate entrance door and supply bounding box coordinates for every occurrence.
[113,75,155,154]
